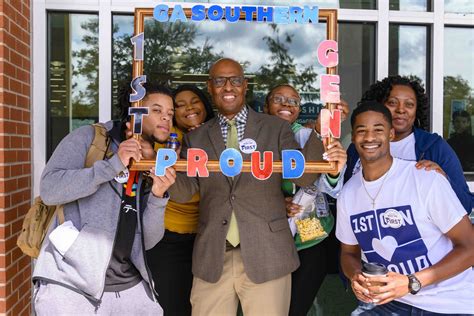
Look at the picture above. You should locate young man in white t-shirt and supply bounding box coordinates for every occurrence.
[336,100,474,315]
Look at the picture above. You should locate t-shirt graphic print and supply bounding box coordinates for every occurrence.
[350,205,432,275]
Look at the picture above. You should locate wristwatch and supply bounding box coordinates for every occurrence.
[407,274,422,294]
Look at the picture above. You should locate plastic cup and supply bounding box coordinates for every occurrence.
[361,262,388,287]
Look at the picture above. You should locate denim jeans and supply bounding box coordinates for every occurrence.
[351,300,473,316]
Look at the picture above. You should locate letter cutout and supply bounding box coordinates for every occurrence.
[130,33,144,61]
[153,4,169,22]
[317,40,338,68]
[130,75,147,103]
[225,7,241,23]
[288,7,303,24]
[274,7,289,24]
[220,148,243,177]
[320,109,342,138]
[282,150,305,179]
[251,151,273,180]
[320,74,340,103]
[241,6,257,22]
[303,6,319,24]
[187,148,209,177]
[170,5,187,23]
[155,149,177,176]
[128,107,149,135]
[257,7,273,22]
[208,5,224,21]
[191,5,206,21]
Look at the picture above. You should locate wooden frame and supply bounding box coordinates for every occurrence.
[130,7,338,173]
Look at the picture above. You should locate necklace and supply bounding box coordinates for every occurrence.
[361,171,389,210]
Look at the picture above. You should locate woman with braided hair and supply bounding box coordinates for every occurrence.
[344,75,473,214]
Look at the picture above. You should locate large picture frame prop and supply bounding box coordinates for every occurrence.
[129,6,339,174]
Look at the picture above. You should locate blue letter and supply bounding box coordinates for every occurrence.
[274,7,289,24]
[155,149,177,176]
[208,5,224,21]
[191,5,206,21]
[241,6,257,21]
[257,7,273,22]
[130,75,147,103]
[219,148,243,177]
[282,150,305,179]
[128,107,149,135]
[289,7,303,24]
[225,6,241,23]
[170,5,187,23]
[153,4,169,22]
[304,6,319,24]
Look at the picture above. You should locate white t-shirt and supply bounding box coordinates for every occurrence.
[390,132,416,161]
[336,158,474,314]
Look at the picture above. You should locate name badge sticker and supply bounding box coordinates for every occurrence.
[114,169,130,184]
[382,209,403,229]
[239,138,257,154]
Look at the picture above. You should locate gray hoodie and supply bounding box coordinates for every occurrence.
[33,121,167,304]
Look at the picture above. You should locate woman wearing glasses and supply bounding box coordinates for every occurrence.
[264,84,348,316]
[147,84,215,316]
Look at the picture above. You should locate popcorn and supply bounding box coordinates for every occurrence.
[295,217,327,242]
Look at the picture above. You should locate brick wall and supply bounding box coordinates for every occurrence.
[0,1,32,315]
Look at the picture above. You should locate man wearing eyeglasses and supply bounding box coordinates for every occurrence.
[168,58,328,316]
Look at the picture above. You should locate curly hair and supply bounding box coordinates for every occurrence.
[360,75,430,131]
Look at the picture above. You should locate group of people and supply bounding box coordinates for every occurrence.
[32,57,474,316]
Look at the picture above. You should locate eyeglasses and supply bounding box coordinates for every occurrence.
[209,76,245,88]
[270,95,301,107]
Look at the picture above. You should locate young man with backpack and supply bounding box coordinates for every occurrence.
[32,83,176,315]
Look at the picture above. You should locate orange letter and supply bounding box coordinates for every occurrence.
[187,148,209,177]
[251,151,273,180]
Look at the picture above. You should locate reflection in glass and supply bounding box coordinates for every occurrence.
[339,22,376,140]
[339,0,376,9]
[112,15,133,119]
[443,27,474,172]
[389,0,428,11]
[445,1,474,14]
[47,13,99,158]
[389,24,429,89]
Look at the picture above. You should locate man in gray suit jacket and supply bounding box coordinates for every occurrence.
[169,58,329,315]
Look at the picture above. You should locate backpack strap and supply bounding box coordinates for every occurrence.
[56,204,65,225]
[85,123,113,168]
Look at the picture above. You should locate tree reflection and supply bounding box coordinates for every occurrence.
[257,25,319,98]
[71,18,99,120]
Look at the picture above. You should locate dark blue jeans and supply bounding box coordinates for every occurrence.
[351,300,473,316]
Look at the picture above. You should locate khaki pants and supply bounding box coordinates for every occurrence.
[191,248,291,316]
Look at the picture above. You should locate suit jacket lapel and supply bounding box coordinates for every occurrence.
[206,118,232,187]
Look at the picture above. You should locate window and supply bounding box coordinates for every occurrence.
[445,1,474,14]
[47,12,99,158]
[112,14,133,119]
[389,24,430,92]
[389,0,429,11]
[443,27,474,173]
